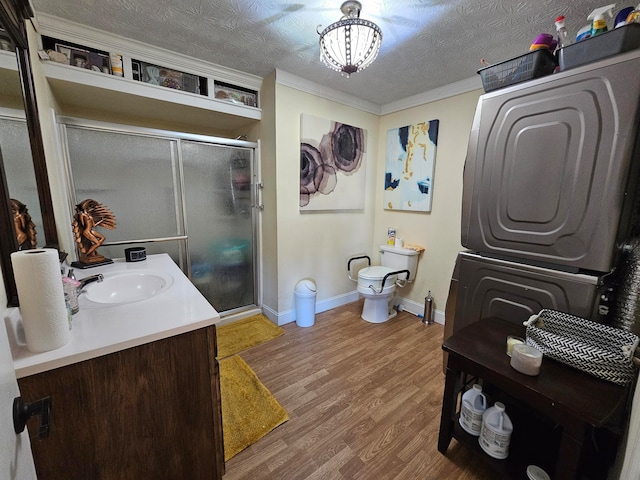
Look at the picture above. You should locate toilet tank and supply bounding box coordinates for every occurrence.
[379,245,420,282]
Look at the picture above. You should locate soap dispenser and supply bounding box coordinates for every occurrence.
[588,4,617,36]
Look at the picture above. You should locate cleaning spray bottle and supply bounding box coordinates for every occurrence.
[588,4,617,36]
[576,24,593,41]
[555,15,573,48]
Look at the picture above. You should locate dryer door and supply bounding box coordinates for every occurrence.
[452,252,603,334]
[462,51,640,273]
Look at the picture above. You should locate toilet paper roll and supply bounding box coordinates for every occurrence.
[395,238,404,248]
[11,248,70,353]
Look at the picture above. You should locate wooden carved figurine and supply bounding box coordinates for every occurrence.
[10,199,37,250]
[72,199,116,267]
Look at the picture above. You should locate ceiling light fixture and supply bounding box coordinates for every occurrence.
[318,1,382,77]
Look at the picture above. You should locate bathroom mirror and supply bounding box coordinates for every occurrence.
[0,0,58,307]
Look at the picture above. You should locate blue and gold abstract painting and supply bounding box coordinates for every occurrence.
[300,114,367,211]
[384,120,439,212]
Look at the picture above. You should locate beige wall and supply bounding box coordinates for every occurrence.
[270,80,379,321]
[247,72,278,313]
[267,78,482,323]
[375,90,482,317]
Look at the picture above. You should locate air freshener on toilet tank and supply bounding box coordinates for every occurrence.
[387,227,396,245]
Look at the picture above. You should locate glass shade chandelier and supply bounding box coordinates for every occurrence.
[318,1,382,77]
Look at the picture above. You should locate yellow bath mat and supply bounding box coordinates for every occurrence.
[219,355,289,460]
[216,313,284,358]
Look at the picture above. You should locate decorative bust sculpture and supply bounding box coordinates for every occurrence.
[10,198,37,250]
[72,199,116,267]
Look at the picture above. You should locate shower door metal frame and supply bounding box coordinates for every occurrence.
[57,115,261,312]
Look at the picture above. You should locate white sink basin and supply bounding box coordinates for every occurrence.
[83,271,174,305]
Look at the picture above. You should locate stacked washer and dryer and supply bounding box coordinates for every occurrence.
[445,49,640,346]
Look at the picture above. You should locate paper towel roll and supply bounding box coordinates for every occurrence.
[11,248,70,352]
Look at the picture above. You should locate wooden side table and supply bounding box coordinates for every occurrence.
[438,317,631,480]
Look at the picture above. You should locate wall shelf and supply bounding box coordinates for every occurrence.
[35,14,263,134]
[41,60,261,133]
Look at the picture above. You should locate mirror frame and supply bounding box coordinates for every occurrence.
[1,0,58,307]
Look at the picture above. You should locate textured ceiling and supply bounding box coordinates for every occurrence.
[31,0,621,106]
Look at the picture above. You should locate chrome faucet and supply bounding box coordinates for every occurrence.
[78,274,104,290]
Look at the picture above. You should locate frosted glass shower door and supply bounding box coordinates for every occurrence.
[65,126,184,263]
[181,140,256,312]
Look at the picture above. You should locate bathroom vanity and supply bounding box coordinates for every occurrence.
[7,254,224,479]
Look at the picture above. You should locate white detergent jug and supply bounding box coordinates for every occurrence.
[479,402,513,459]
[459,384,487,436]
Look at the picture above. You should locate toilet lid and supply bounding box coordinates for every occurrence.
[359,266,396,281]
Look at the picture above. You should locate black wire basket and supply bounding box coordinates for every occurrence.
[478,49,558,93]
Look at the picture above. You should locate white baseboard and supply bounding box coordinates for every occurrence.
[262,290,444,327]
[264,291,360,326]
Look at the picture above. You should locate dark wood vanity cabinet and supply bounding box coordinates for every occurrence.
[18,325,224,480]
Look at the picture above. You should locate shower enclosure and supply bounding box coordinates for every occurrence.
[60,117,260,314]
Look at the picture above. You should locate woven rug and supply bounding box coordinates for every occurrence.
[216,313,284,359]
[219,355,289,460]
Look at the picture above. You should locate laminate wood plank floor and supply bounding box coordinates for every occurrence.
[223,300,496,480]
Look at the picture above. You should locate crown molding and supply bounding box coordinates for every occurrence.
[380,76,483,115]
[275,69,381,115]
[34,13,263,91]
[276,68,482,117]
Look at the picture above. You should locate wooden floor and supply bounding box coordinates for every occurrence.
[223,301,496,480]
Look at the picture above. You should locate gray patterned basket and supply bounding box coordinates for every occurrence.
[524,309,639,386]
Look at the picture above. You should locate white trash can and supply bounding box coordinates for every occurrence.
[295,279,317,327]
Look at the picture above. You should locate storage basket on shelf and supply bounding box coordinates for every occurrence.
[478,49,558,93]
[524,309,639,386]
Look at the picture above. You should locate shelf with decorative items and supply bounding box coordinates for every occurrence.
[34,16,262,133]
[131,58,209,96]
[41,35,114,75]
[213,81,258,108]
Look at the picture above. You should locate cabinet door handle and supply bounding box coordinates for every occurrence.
[13,396,52,439]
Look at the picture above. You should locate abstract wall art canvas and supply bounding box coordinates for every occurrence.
[300,114,367,211]
[384,120,439,212]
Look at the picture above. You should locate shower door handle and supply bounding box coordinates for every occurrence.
[254,181,264,210]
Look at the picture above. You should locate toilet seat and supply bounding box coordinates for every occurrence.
[358,266,397,293]
[347,246,420,324]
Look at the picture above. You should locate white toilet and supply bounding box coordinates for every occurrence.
[348,245,420,323]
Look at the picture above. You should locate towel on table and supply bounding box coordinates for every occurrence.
[404,243,425,252]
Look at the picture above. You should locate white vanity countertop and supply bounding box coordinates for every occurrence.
[6,254,220,378]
